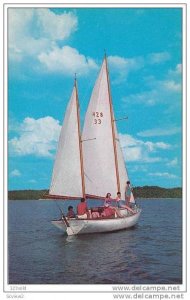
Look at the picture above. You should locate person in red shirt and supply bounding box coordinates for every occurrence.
[77,198,90,219]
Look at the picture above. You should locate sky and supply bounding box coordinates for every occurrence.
[8,6,182,190]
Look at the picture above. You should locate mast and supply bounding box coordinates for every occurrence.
[104,54,121,193]
[75,75,86,198]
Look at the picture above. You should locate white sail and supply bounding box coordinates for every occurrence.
[82,58,129,199]
[49,85,83,198]
[130,191,136,203]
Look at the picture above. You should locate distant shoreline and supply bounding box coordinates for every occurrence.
[8,186,182,200]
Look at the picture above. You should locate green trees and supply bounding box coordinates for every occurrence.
[8,189,48,200]
[133,186,182,198]
[8,186,182,200]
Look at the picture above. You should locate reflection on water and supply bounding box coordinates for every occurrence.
[8,199,182,284]
[65,235,78,243]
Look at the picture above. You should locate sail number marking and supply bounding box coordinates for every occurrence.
[92,112,103,125]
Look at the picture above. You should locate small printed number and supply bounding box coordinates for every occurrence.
[93,111,103,125]
[94,119,102,124]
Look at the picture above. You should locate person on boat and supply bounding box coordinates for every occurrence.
[91,208,100,219]
[116,189,135,215]
[101,203,115,218]
[125,181,133,205]
[104,193,112,206]
[77,198,90,219]
[125,181,137,209]
[66,206,76,218]
[111,192,126,217]
[116,192,123,208]
[103,193,122,217]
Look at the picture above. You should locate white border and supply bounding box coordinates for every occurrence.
[2,0,188,296]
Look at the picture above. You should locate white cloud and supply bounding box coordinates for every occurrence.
[148,52,171,64]
[108,55,143,71]
[145,141,170,151]
[148,172,178,179]
[9,116,61,157]
[148,65,182,94]
[130,165,147,172]
[105,51,171,84]
[167,157,178,167]
[38,46,98,75]
[8,8,98,77]
[123,63,182,106]
[163,80,181,92]
[36,9,78,40]
[8,8,78,61]
[29,179,37,183]
[10,169,21,177]
[168,64,182,77]
[138,126,181,137]
[123,89,158,106]
[119,133,170,163]
[108,55,144,83]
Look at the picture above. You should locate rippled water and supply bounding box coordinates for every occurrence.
[8,199,182,284]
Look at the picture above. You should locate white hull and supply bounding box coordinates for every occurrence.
[51,209,141,236]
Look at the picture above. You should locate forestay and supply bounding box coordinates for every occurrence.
[49,85,83,198]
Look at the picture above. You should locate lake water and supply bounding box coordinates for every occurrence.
[8,199,182,285]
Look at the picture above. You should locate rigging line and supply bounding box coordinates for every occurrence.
[84,172,98,197]
[55,200,63,215]
[55,201,70,228]
[84,171,94,183]
[114,116,128,122]
[81,138,96,142]
[84,171,99,192]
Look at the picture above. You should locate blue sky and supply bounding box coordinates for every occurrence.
[8,7,182,190]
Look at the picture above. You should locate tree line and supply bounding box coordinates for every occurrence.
[8,186,182,200]
[133,186,182,199]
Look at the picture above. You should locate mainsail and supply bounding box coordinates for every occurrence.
[82,57,129,200]
[49,81,85,199]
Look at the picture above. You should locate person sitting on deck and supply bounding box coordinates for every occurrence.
[101,204,115,218]
[66,206,76,219]
[104,193,112,207]
[116,192,123,208]
[77,198,90,219]
[116,191,135,215]
[91,208,100,219]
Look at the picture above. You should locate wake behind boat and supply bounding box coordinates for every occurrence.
[44,54,142,235]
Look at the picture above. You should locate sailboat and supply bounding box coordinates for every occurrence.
[45,55,141,235]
